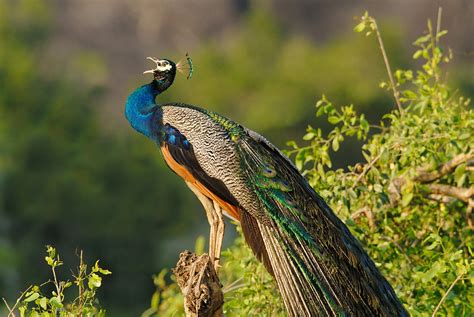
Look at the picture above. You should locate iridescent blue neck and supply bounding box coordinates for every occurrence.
[125,82,160,139]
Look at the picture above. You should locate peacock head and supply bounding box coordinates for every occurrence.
[143,57,177,92]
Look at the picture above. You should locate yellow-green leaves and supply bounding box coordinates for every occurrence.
[285,11,473,316]
[88,273,102,289]
[4,247,111,316]
[24,292,40,302]
[285,95,371,181]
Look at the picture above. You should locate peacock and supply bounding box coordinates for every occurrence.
[125,56,408,316]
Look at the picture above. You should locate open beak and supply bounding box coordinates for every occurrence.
[143,56,161,75]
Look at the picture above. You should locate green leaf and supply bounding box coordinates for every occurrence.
[373,184,383,193]
[315,98,325,108]
[39,297,48,310]
[332,138,340,152]
[401,192,413,207]
[19,306,26,317]
[29,311,39,317]
[194,235,205,255]
[413,50,423,59]
[88,273,102,289]
[45,256,54,266]
[151,291,161,310]
[24,292,39,302]
[403,90,417,99]
[354,22,366,33]
[414,34,431,45]
[99,268,112,275]
[437,30,448,38]
[303,132,315,141]
[328,116,340,125]
[49,296,63,309]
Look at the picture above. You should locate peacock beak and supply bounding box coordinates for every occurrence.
[143,57,162,75]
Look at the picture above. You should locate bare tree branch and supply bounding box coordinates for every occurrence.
[427,184,474,203]
[351,208,376,229]
[415,153,474,183]
[427,194,455,204]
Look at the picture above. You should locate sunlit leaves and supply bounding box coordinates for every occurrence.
[285,14,473,315]
[4,247,111,316]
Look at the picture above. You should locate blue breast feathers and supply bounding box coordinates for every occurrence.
[164,124,191,150]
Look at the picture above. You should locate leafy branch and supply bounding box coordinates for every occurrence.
[2,246,111,317]
[355,11,403,114]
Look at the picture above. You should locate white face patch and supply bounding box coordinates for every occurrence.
[143,57,173,75]
[156,61,172,72]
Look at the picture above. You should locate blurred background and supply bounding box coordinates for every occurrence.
[0,0,472,315]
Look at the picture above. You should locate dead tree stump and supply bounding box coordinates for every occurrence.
[173,251,223,317]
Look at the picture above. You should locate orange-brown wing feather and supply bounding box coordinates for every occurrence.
[161,144,241,221]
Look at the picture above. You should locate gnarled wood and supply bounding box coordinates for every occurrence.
[173,251,223,317]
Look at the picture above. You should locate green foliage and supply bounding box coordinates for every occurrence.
[2,246,110,316]
[219,230,285,316]
[155,12,473,316]
[288,13,473,316]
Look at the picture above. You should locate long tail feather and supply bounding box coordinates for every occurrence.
[234,129,408,316]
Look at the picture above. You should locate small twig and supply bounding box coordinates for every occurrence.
[371,17,403,114]
[4,285,33,317]
[435,7,442,47]
[431,271,464,317]
[78,250,84,315]
[351,208,376,229]
[2,298,15,317]
[415,153,474,183]
[51,264,61,299]
[222,277,244,294]
[350,151,383,190]
[185,261,198,297]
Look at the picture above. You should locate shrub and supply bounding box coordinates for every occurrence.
[2,246,111,317]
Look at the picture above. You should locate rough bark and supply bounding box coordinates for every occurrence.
[173,251,223,317]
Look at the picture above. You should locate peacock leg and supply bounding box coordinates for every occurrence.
[185,182,220,270]
[212,201,225,270]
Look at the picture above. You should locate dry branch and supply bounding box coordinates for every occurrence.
[415,153,474,183]
[427,184,474,203]
[173,251,223,317]
[351,208,376,229]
